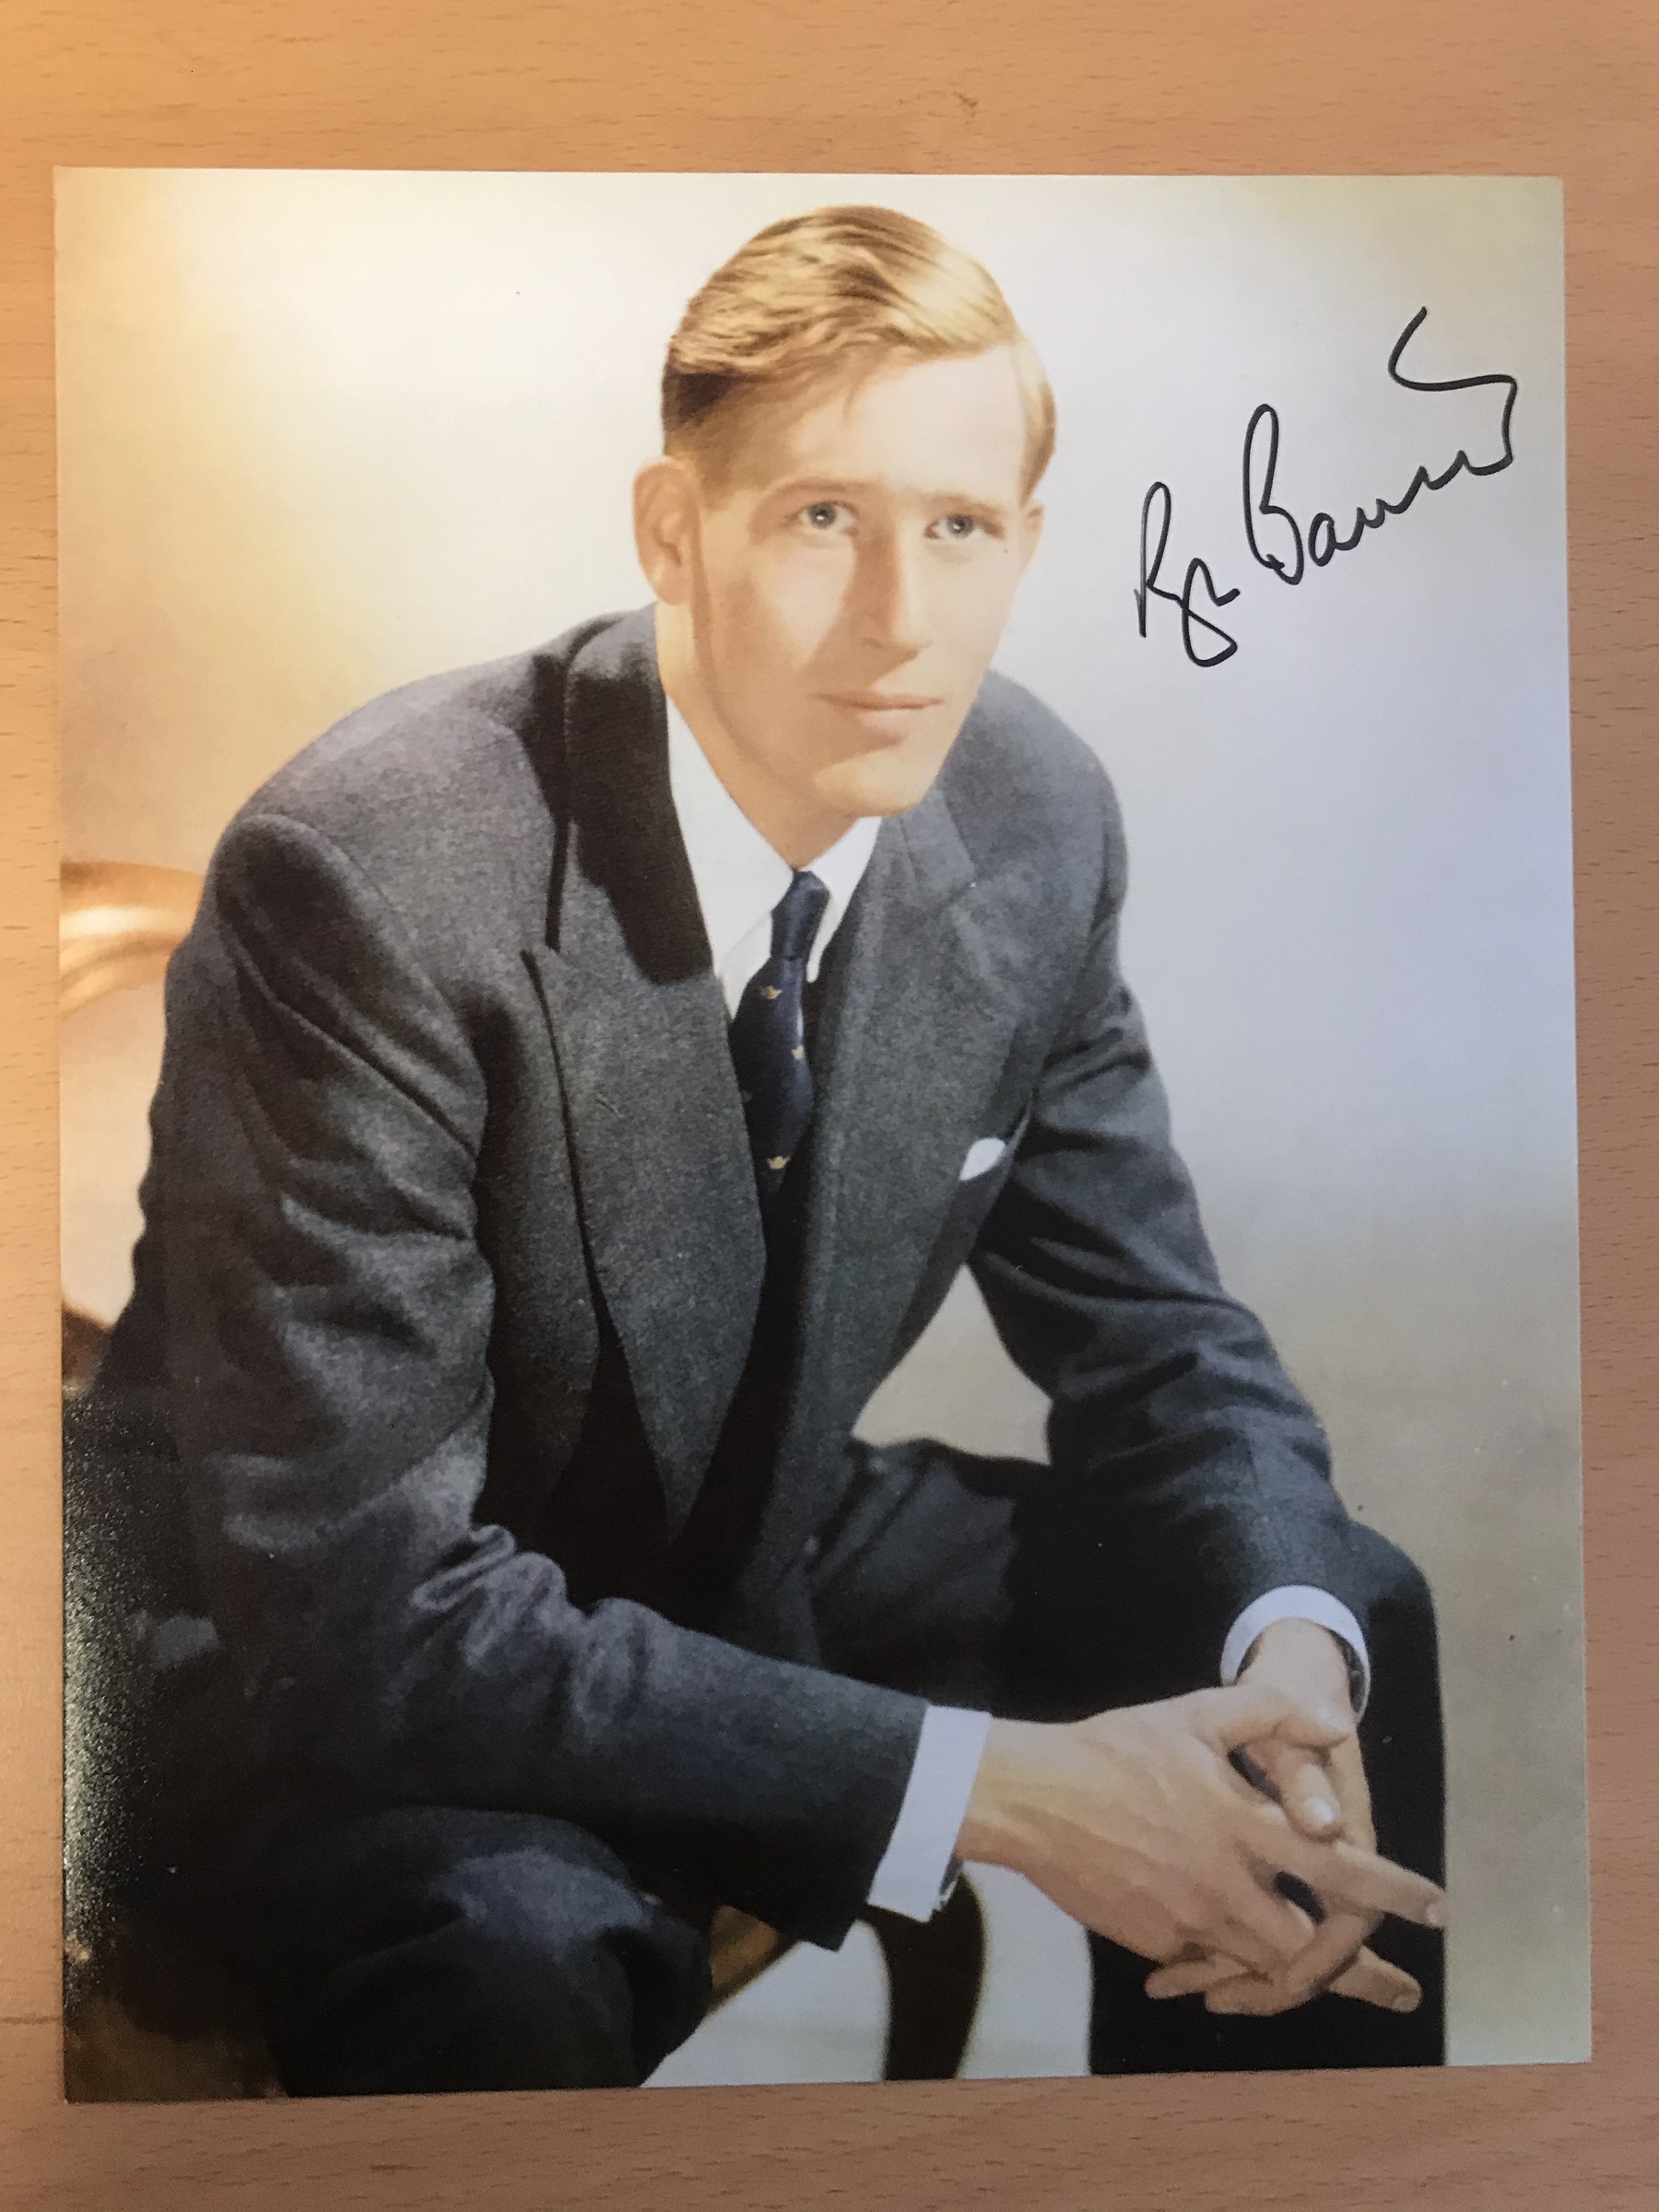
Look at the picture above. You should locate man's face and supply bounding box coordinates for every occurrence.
[656,345,1043,845]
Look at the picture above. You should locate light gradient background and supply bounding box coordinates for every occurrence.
[55,170,1584,2074]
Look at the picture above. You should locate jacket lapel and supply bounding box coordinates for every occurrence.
[525,614,765,1535]
[745,780,1028,1591]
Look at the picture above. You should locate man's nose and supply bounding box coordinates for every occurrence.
[856,531,928,655]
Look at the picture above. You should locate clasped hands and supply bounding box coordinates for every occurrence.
[956,1618,1442,2018]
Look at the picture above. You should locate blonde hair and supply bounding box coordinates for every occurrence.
[662,205,1055,498]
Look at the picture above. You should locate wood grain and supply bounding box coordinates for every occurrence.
[3,1,1655,2202]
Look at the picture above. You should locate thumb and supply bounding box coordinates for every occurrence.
[1248,1736,1345,1837]
[1191,1683,1352,1755]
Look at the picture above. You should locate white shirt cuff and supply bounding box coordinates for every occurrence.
[1219,1585,1371,1717]
[865,1704,993,1921]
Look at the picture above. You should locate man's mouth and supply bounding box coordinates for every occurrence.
[820,690,943,712]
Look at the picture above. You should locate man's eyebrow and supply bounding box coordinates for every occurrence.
[765,475,1018,512]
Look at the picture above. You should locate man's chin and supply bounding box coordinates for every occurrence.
[815,734,962,821]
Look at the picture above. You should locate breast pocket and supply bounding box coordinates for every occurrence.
[945,1104,1031,1230]
[959,1134,1010,1182]
[885,1103,1036,1374]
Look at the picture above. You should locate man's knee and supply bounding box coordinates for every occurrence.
[1340,1524,1445,1887]
[253,1810,712,2097]
[1347,1522,1440,1665]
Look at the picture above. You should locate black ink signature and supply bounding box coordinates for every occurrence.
[1135,309,1520,667]
[1134,481,1241,666]
[1244,309,1519,583]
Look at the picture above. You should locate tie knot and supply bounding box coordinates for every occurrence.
[771,869,830,965]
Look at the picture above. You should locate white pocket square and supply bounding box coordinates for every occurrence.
[959,1135,1008,1182]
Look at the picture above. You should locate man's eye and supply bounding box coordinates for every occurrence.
[801,502,844,529]
[938,512,982,539]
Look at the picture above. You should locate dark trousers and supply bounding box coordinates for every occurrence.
[161,1440,1444,2095]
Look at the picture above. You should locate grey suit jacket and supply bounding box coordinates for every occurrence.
[75,606,1360,1947]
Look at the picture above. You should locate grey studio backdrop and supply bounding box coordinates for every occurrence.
[56,171,1585,2071]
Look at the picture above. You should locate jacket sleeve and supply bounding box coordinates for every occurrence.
[141,806,923,1945]
[968,773,1372,1703]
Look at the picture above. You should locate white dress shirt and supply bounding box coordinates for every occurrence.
[665,700,879,1017]
[663,697,1370,1923]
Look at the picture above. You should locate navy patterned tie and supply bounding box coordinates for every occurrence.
[728,869,831,1218]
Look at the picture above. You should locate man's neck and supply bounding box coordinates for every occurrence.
[653,606,857,869]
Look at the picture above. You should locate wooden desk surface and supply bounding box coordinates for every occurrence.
[3,2,1654,2203]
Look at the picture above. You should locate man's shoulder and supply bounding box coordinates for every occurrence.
[248,610,633,837]
[938,666,1125,889]
[215,609,648,920]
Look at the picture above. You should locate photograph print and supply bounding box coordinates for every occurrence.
[56,171,1585,2098]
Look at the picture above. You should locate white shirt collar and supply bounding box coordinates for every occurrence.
[664,695,881,1017]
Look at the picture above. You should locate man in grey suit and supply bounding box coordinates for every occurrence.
[72,204,1447,2095]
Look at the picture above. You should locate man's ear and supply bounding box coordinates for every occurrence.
[1017,500,1046,571]
[634,456,700,606]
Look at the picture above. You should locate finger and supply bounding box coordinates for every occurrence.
[1322,1733,1378,1850]
[1145,1951,1248,1999]
[1246,1738,1344,1838]
[1329,1947,1422,2011]
[1207,1909,1371,2015]
[1145,1900,1315,2000]
[1212,1877,1322,1977]
[1271,1832,1446,1929]
[1189,1684,1351,1754]
[1208,1935,1423,2018]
